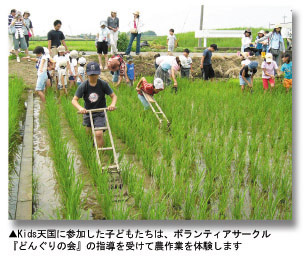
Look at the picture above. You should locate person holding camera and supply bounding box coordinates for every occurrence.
[9,11,29,62]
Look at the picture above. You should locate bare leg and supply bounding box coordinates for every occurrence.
[37,91,46,102]
[95,130,104,148]
[104,54,108,69]
[98,53,103,69]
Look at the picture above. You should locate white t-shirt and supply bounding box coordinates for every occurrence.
[167,34,176,46]
[58,68,67,86]
[156,56,175,66]
[53,54,69,71]
[241,59,251,66]
[76,66,85,83]
[37,54,48,76]
[69,58,77,76]
[179,55,192,69]
[43,47,50,59]
[98,27,110,42]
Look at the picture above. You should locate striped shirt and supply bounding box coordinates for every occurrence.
[8,15,14,26]
[14,21,23,29]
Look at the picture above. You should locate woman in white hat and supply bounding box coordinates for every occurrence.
[22,11,34,48]
[256,24,285,66]
[107,11,119,55]
[125,11,144,56]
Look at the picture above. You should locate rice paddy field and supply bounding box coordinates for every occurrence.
[9,73,292,220]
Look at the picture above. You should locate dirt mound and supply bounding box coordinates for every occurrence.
[191,55,264,79]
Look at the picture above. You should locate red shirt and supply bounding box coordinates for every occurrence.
[138,79,154,96]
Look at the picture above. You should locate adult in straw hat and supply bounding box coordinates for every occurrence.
[256,24,285,66]
[22,11,34,49]
[107,10,119,55]
[125,11,144,56]
[255,30,265,56]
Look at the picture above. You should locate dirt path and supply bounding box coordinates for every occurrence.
[9,60,37,88]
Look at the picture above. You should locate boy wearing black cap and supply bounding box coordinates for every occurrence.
[200,44,217,81]
[72,62,117,148]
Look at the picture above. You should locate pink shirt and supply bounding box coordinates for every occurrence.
[261,61,278,79]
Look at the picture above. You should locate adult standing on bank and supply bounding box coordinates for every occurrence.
[9,12,29,62]
[8,9,16,55]
[125,11,144,56]
[107,11,119,55]
[47,20,69,58]
[200,44,217,81]
[22,11,34,48]
[256,24,285,66]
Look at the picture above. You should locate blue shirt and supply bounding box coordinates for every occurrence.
[281,62,292,79]
[271,32,284,50]
[161,62,172,71]
[202,48,212,65]
[126,63,135,80]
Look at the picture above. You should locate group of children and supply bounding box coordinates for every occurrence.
[29,45,87,102]
[239,51,292,93]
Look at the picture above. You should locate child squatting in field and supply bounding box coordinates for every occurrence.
[136,77,164,110]
[72,62,117,148]
[239,61,258,92]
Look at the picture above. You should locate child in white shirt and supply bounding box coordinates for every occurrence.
[167,29,177,52]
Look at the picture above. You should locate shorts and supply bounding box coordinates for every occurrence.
[239,75,251,86]
[202,64,215,80]
[13,35,27,50]
[138,94,150,109]
[181,68,190,78]
[168,45,175,52]
[69,76,75,81]
[36,72,48,91]
[262,78,275,90]
[97,41,108,55]
[283,78,292,89]
[82,112,106,128]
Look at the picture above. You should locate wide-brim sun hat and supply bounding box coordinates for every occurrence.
[111,10,117,13]
[23,11,30,16]
[70,50,78,59]
[100,20,107,26]
[248,61,258,69]
[274,24,282,29]
[154,78,164,90]
[133,11,140,16]
[57,46,66,53]
[244,28,252,33]
[79,57,86,65]
[258,30,265,34]
[59,60,67,67]
[265,53,273,62]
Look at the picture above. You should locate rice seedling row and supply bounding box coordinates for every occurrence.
[45,91,84,219]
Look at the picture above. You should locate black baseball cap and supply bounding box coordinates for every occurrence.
[183,48,190,53]
[210,44,218,51]
[86,62,101,75]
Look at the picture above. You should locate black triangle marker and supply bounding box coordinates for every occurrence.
[9,231,17,238]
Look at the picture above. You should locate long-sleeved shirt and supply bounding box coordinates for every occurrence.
[256,32,285,52]
[128,18,144,33]
[241,36,252,52]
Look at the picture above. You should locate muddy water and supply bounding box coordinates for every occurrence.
[8,143,22,219]
[60,114,103,220]
[33,97,60,219]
